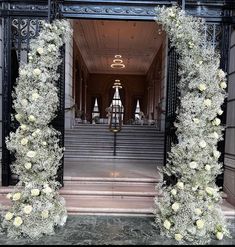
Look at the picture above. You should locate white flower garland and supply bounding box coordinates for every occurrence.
[1,20,72,239]
[155,7,230,244]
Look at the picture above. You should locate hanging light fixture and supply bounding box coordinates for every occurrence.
[111,29,125,69]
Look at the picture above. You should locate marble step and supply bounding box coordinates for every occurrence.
[1,194,234,217]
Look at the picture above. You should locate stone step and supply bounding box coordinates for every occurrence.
[64,155,164,161]
[64,144,164,149]
[1,193,234,217]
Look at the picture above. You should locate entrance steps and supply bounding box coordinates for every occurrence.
[64,124,164,161]
[0,183,234,217]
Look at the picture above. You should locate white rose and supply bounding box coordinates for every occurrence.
[41,210,49,219]
[211,132,219,139]
[216,232,223,240]
[198,83,207,92]
[21,138,28,146]
[32,93,40,100]
[59,215,67,226]
[220,82,227,89]
[43,186,53,194]
[204,99,212,107]
[20,124,27,130]
[189,161,198,169]
[163,220,171,230]
[19,69,27,76]
[196,219,204,229]
[42,141,47,146]
[199,60,203,65]
[193,118,200,124]
[205,165,211,171]
[12,192,21,201]
[31,189,40,196]
[23,205,33,214]
[21,99,28,107]
[192,186,198,191]
[36,129,41,134]
[15,113,22,121]
[213,150,220,158]
[172,202,180,212]
[205,187,214,195]
[5,212,14,221]
[176,182,184,190]
[170,189,177,196]
[175,233,183,241]
[24,162,32,170]
[13,216,23,227]
[28,115,36,122]
[217,109,223,115]
[194,208,202,215]
[6,193,12,199]
[199,140,207,148]
[37,47,44,55]
[27,151,36,158]
[212,118,221,126]
[33,68,41,76]
[218,69,225,78]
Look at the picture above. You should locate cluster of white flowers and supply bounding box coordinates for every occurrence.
[154,7,230,244]
[1,20,72,239]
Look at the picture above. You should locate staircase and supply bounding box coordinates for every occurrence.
[1,124,235,216]
[62,124,164,215]
[64,124,165,161]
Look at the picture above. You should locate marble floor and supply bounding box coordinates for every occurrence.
[0,216,234,245]
[63,159,162,181]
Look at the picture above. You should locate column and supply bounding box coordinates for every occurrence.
[224,28,235,206]
[64,21,75,129]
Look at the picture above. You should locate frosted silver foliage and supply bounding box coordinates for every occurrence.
[154,7,230,244]
[1,20,72,239]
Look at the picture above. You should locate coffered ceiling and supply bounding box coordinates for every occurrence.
[72,19,165,75]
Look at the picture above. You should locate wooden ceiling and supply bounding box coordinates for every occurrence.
[72,19,165,75]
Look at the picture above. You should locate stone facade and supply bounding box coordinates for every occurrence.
[0,19,2,183]
[224,27,235,206]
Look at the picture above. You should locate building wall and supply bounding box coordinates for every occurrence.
[224,27,235,206]
[0,19,3,183]
[64,20,75,129]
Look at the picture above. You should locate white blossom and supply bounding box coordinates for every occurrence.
[216,232,223,240]
[5,212,14,221]
[13,217,23,227]
[163,219,171,229]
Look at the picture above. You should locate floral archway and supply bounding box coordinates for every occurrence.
[1,6,229,244]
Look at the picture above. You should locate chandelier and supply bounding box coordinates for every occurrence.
[111,55,125,69]
[111,29,125,69]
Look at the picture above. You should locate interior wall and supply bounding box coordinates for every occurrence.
[86,73,147,123]
[145,34,167,130]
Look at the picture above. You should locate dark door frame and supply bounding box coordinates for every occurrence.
[0,0,233,186]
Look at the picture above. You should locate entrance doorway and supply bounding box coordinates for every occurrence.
[62,19,167,214]
[67,19,167,129]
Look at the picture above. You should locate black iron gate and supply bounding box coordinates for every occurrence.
[164,45,179,172]
[1,1,65,186]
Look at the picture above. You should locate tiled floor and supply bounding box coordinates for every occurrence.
[0,216,234,245]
